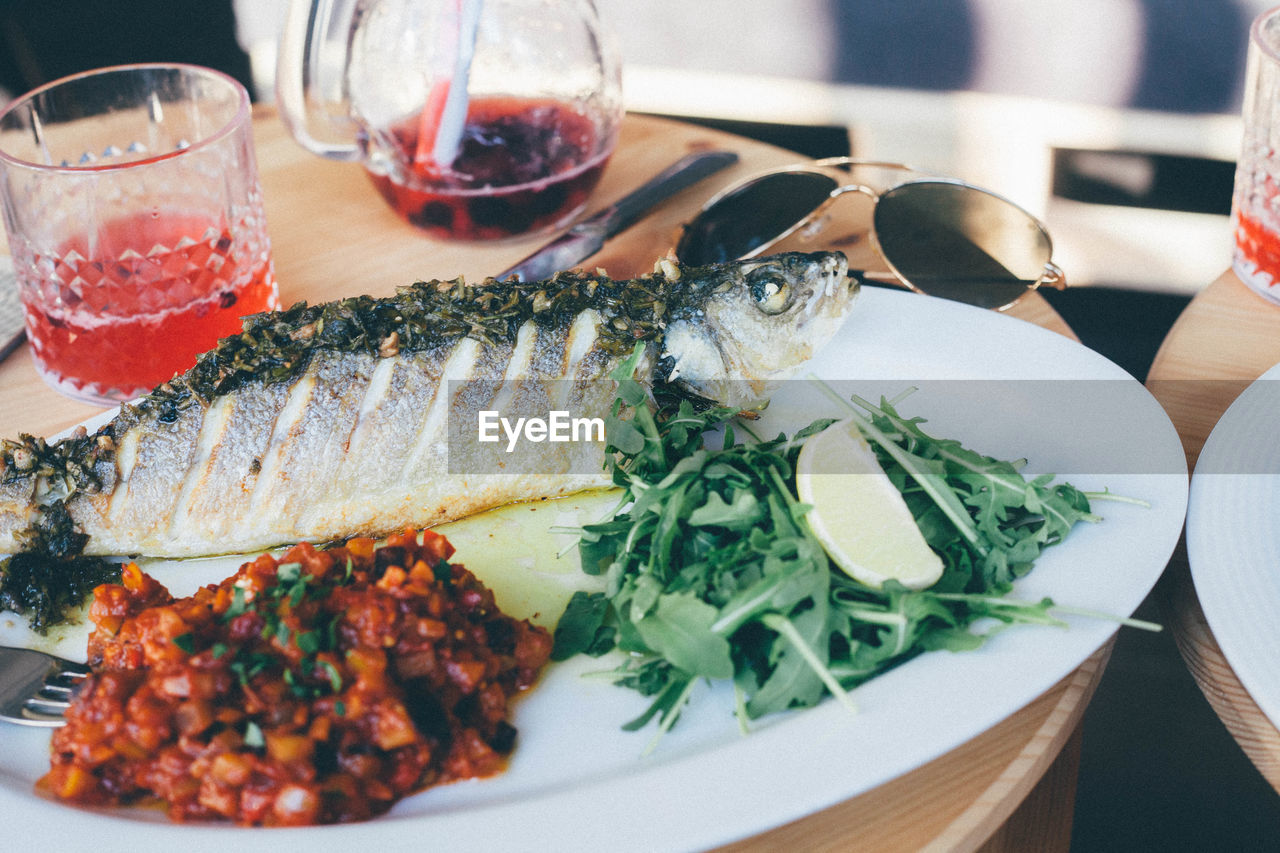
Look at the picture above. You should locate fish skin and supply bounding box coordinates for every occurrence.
[0,252,853,558]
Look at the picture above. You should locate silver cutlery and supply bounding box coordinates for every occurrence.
[497,149,739,282]
[0,645,89,727]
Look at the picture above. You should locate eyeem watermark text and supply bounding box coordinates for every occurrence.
[478,410,606,453]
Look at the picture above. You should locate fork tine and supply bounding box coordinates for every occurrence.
[37,681,77,698]
[19,704,67,726]
[1,645,87,727]
[47,671,88,689]
[26,693,73,712]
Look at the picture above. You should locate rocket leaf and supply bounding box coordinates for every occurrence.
[553,359,1142,745]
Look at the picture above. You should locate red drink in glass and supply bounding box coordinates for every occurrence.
[21,211,278,399]
[366,97,611,241]
[0,64,279,405]
[1233,9,1280,303]
[1233,204,1280,292]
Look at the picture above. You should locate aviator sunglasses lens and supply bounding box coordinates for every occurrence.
[872,181,1052,310]
[676,170,839,266]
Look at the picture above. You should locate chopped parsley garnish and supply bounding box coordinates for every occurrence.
[212,562,357,699]
[318,660,344,693]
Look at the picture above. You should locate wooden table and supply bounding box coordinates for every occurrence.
[1147,269,1280,789]
[0,110,1103,850]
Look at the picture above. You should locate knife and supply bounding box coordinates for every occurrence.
[496,149,739,282]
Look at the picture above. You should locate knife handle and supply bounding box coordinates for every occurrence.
[594,150,739,238]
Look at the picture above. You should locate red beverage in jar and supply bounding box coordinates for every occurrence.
[21,210,279,401]
[367,96,611,241]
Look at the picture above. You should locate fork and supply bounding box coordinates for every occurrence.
[0,646,90,727]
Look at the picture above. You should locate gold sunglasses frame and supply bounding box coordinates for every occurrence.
[678,157,1066,312]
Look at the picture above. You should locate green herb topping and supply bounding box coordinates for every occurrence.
[0,500,120,633]
[0,428,114,497]
[0,260,706,506]
[140,261,700,419]
[197,559,351,700]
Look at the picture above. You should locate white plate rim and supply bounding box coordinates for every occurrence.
[1187,361,1280,728]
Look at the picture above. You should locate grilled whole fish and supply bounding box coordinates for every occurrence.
[0,252,853,558]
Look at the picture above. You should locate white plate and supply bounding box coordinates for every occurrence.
[1186,361,1280,729]
[0,289,1188,852]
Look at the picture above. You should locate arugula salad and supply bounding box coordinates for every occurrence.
[551,351,1150,744]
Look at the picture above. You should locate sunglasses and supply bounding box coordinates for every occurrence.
[675,158,1065,311]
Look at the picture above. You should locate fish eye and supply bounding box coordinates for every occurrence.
[746,267,794,315]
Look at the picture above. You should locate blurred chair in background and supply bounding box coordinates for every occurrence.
[831,0,1252,114]
[0,0,255,100]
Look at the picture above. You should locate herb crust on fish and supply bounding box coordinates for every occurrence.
[0,252,853,560]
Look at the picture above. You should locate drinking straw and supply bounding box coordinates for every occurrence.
[413,0,483,173]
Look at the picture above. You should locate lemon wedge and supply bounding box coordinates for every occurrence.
[796,418,944,590]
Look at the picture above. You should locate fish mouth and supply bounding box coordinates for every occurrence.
[800,252,854,316]
[822,252,853,295]
[799,252,853,309]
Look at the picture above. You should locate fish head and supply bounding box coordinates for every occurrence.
[660,251,855,406]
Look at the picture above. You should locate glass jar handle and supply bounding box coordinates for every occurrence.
[276,0,364,162]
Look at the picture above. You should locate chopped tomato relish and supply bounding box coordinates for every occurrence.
[39,529,552,825]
